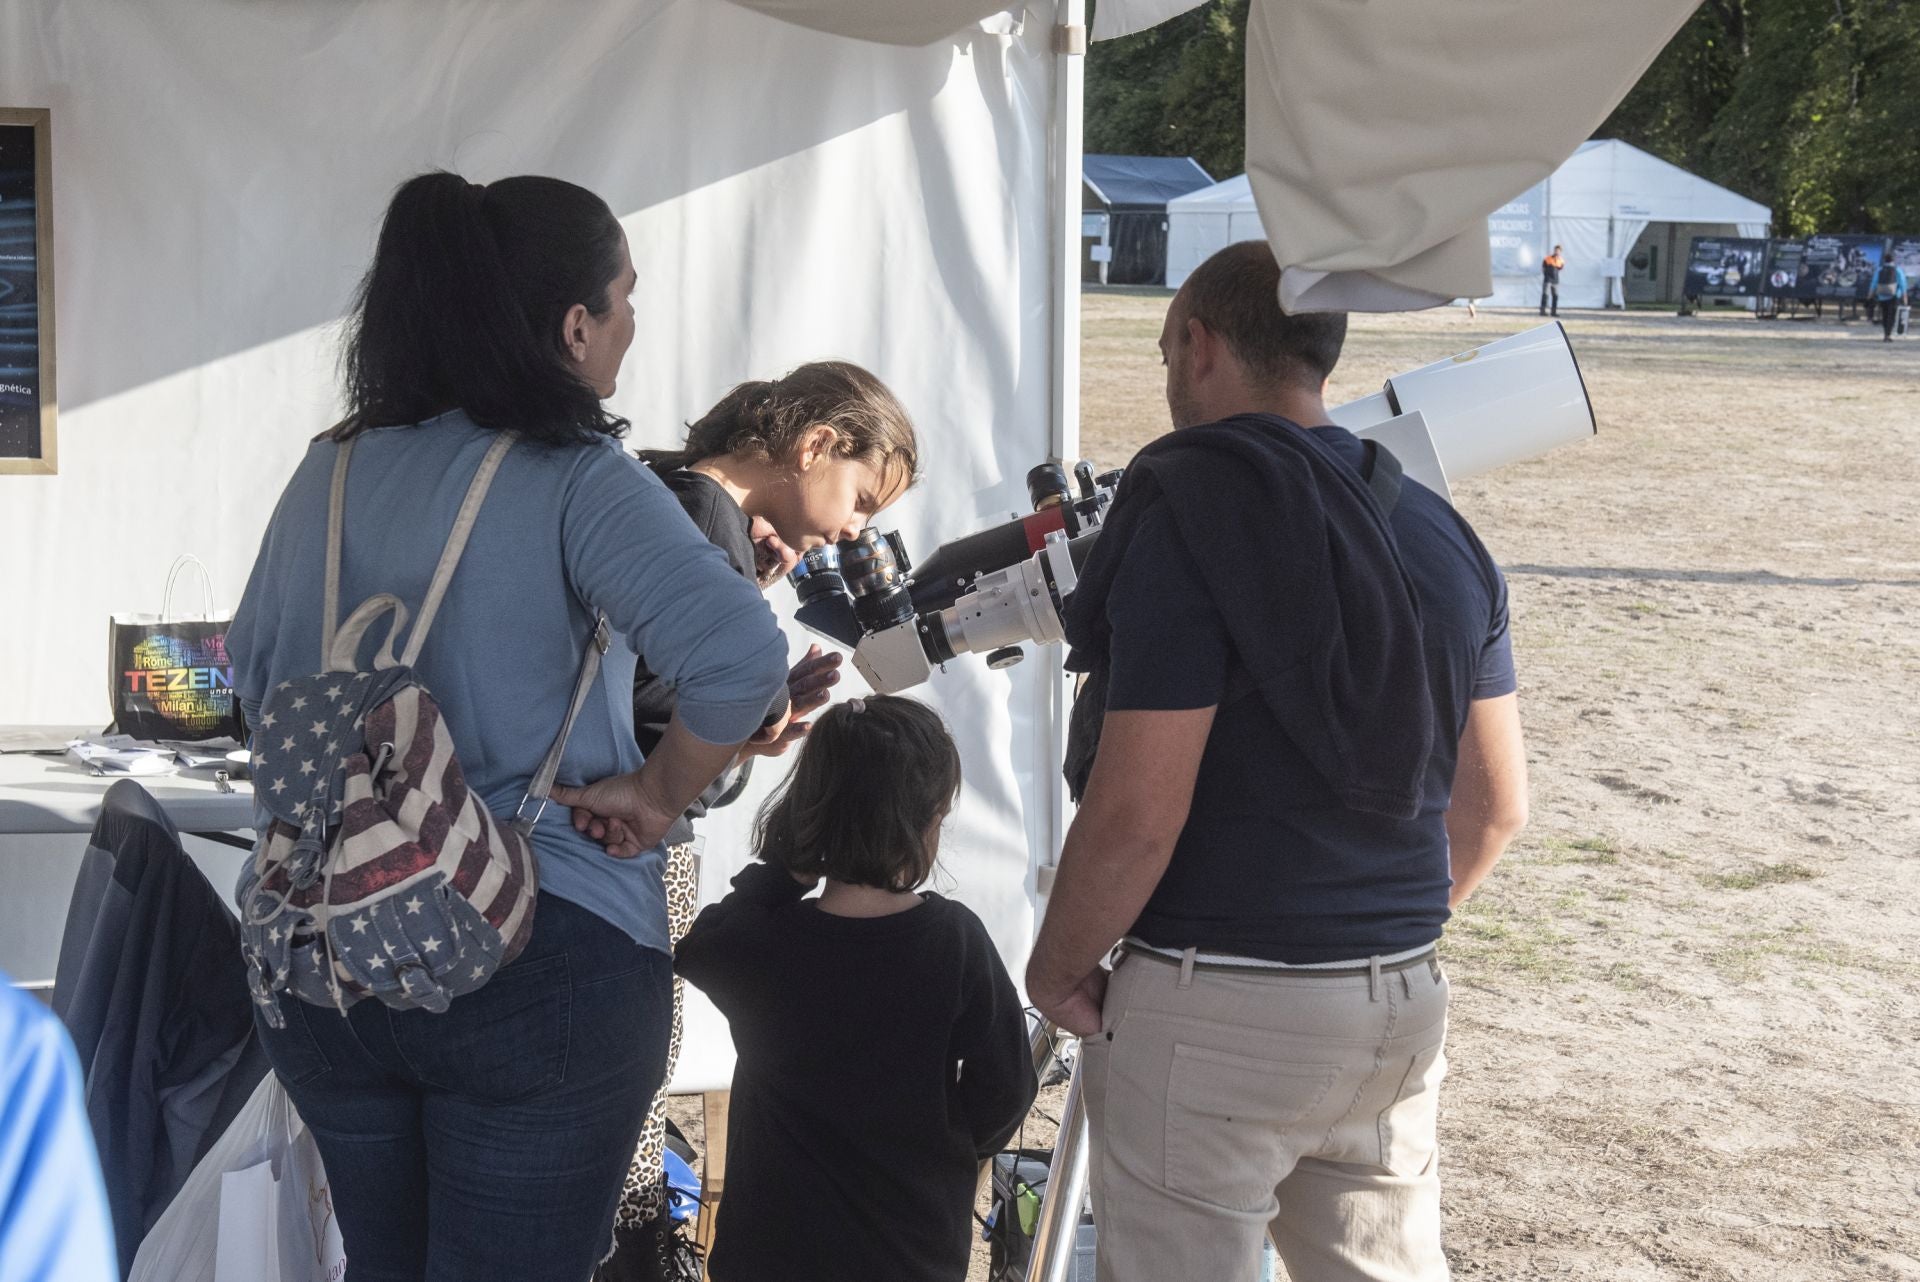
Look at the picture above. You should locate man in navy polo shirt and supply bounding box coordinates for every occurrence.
[1028,240,1530,1282]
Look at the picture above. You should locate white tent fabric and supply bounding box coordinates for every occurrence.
[1090,0,1207,41]
[1245,0,1700,313]
[1524,140,1774,309]
[724,0,1024,45]
[0,0,1063,1092]
[1164,174,1266,289]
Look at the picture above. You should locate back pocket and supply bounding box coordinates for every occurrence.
[1164,1043,1337,1212]
[1377,1043,1446,1177]
[392,952,571,1102]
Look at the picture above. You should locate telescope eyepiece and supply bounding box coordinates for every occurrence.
[1026,463,1071,513]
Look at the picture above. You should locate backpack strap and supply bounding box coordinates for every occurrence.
[512,611,612,836]
[400,434,518,668]
[321,440,355,662]
[320,429,608,837]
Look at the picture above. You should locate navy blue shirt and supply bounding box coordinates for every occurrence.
[1105,424,1514,962]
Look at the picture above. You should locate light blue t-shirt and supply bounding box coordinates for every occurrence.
[228,414,790,952]
[0,976,117,1282]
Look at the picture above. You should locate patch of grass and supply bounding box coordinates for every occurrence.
[1447,901,1579,983]
[1701,862,1818,891]
[1602,961,1651,991]
[1536,835,1622,867]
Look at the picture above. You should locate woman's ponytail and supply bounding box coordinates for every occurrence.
[335,171,629,447]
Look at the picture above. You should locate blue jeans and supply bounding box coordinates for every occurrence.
[256,892,672,1282]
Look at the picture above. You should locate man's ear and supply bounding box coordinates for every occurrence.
[1184,315,1214,381]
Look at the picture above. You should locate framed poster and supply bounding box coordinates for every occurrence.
[0,108,54,474]
[1763,239,1813,300]
[1801,233,1887,301]
[1682,236,1767,298]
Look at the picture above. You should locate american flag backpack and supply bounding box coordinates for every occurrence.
[237,433,609,1026]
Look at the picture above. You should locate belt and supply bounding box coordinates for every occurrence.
[1119,942,1439,980]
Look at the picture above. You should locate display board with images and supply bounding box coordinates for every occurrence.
[1683,236,1767,297]
[0,109,54,472]
[1763,238,1811,299]
[1800,234,1887,300]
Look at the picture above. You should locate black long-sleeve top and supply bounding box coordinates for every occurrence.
[676,862,1037,1282]
[632,467,789,846]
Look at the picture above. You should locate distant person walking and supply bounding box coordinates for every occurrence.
[1541,245,1565,317]
[1872,260,1908,341]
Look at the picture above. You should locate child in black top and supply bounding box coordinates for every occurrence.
[675,695,1037,1282]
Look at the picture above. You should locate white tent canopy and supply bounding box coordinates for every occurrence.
[1165,174,1262,289]
[1167,143,1774,308]
[1534,139,1773,309]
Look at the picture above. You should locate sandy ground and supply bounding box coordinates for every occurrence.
[685,299,1920,1280]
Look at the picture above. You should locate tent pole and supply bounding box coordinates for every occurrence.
[1036,0,1085,906]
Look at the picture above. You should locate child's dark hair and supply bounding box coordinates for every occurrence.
[753,696,961,892]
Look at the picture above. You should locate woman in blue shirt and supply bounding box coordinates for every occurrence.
[228,172,788,1282]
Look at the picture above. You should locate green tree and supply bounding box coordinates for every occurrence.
[1086,0,1248,177]
[1604,0,1920,233]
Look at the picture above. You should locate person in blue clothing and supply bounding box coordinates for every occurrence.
[0,975,117,1282]
[228,172,790,1282]
[1872,259,1909,341]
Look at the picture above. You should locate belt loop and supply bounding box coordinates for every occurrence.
[1428,954,1442,984]
[1178,947,1197,990]
[1401,969,1414,999]
[1369,954,1382,1002]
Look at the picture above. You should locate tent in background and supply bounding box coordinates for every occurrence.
[1544,140,1772,310]
[1083,154,1212,286]
[1165,174,1261,289]
[1166,143,1772,309]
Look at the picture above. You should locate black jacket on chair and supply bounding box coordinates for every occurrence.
[52,780,267,1277]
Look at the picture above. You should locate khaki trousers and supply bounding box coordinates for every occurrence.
[1081,950,1451,1282]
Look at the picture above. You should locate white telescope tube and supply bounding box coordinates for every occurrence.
[1328,321,1595,482]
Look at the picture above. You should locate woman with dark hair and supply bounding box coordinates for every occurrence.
[599,362,919,1275]
[227,171,789,1282]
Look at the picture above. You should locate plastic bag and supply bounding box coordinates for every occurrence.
[129,1074,346,1282]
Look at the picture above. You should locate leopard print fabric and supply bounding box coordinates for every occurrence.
[614,841,701,1228]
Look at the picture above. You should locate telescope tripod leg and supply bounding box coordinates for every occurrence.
[1024,1044,1092,1282]
[982,1019,1090,1282]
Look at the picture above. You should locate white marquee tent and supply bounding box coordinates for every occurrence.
[2,0,1696,1090]
[1529,139,1772,310]
[1167,142,1773,310]
[1165,173,1261,290]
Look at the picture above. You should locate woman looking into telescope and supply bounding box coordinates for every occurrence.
[588,361,920,1273]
